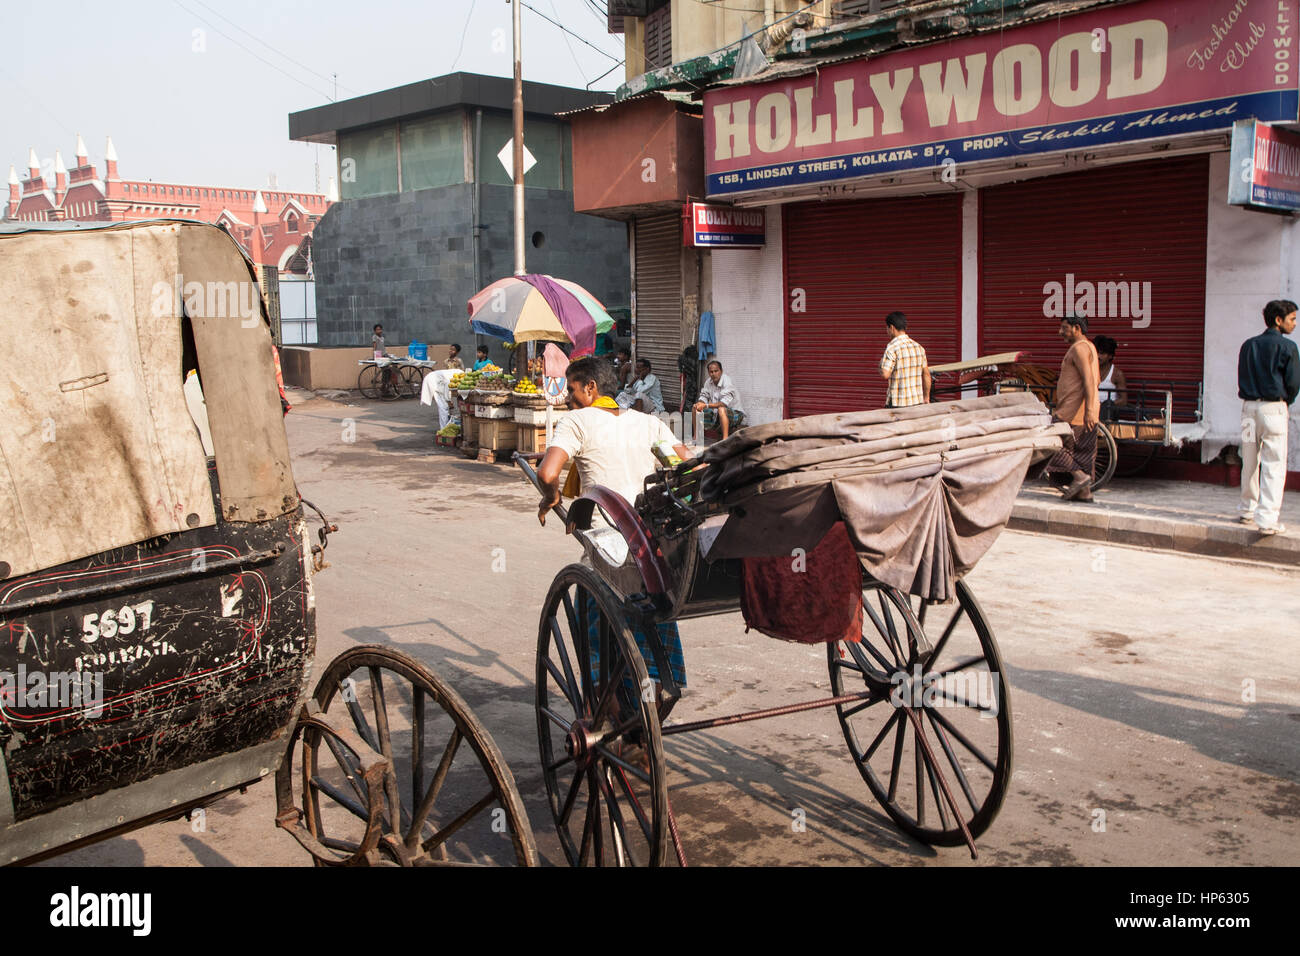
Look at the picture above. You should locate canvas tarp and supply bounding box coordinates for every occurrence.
[699,393,1067,601]
[0,221,296,581]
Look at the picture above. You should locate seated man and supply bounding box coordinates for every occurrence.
[614,347,634,390]
[615,358,665,413]
[1093,334,1128,411]
[536,357,692,693]
[693,359,746,440]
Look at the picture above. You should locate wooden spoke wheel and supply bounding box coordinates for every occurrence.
[828,579,1013,849]
[357,364,383,400]
[536,564,669,867]
[286,645,537,866]
[1092,422,1118,491]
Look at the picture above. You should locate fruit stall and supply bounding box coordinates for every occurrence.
[445,363,566,464]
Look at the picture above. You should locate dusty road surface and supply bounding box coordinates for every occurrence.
[45,395,1300,867]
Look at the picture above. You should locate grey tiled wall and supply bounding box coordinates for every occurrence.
[312,183,628,366]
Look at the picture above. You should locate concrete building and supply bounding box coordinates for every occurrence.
[288,72,629,359]
[579,0,1300,480]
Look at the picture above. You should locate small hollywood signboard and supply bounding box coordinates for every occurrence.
[1228,117,1300,212]
[684,202,766,248]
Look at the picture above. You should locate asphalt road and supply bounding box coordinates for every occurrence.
[44,394,1300,867]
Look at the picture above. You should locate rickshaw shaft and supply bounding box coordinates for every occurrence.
[660,689,876,737]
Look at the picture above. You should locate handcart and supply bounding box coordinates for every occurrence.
[357,357,426,400]
[0,220,534,867]
[515,392,1066,865]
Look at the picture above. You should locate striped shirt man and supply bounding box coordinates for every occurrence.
[880,331,929,407]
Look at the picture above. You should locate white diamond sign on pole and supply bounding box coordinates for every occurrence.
[497,139,537,180]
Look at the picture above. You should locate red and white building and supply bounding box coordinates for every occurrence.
[6,135,332,274]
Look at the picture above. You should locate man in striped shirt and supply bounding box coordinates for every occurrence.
[879,312,931,407]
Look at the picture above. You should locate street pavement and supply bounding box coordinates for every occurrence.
[44,394,1300,867]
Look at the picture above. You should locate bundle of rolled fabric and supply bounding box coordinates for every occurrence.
[698,392,1067,602]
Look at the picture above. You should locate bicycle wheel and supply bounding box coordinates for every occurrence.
[1092,422,1118,490]
[357,365,383,400]
[398,365,422,399]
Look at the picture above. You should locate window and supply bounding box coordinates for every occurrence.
[285,213,299,233]
[278,278,317,344]
[339,125,399,199]
[400,111,465,191]
[644,3,672,69]
[479,112,565,190]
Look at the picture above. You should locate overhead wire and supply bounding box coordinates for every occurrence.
[519,2,624,62]
[171,0,338,101]
[450,0,479,71]
[187,0,357,95]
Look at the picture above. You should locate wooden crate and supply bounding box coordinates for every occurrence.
[460,413,479,445]
[516,424,549,455]
[478,417,518,453]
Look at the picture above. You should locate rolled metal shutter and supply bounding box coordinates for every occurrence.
[784,194,963,417]
[980,155,1208,414]
[634,213,683,409]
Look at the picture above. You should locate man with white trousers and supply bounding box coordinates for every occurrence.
[1237,299,1300,535]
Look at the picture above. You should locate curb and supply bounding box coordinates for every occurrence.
[1009,498,1300,567]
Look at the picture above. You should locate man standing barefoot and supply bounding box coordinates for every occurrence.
[1045,315,1100,502]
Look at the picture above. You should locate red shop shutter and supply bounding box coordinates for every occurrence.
[980,155,1208,416]
[784,194,962,418]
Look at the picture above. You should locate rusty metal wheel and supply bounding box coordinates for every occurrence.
[537,564,669,867]
[827,579,1013,853]
[279,645,537,866]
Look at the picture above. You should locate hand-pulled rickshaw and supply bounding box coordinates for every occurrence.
[516,393,1067,865]
[0,220,534,866]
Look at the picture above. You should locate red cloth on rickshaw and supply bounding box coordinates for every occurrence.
[739,522,862,645]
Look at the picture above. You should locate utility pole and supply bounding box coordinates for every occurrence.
[512,0,525,277]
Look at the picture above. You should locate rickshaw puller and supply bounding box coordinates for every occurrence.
[535,357,692,692]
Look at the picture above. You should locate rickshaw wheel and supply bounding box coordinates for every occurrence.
[357,365,383,400]
[1092,423,1118,490]
[536,564,669,867]
[828,579,1013,848]
[293,645,537,866]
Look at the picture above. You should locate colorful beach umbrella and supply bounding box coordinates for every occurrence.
[467,274,613,357]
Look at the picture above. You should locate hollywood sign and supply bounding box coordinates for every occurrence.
[712,19,1168,160]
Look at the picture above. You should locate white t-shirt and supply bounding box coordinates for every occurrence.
[549,406,678,506]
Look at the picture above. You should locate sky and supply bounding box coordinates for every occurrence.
[4,0,627,195]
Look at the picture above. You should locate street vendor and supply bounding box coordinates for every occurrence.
[693,359,745,440]
[446,343,465,370]
[472,344,492,371]
[535,356,692,690]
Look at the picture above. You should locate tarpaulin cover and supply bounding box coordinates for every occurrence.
[700,393,1067,601]
[0,221,297,581]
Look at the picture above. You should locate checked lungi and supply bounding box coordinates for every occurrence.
[1045,423,1097,478]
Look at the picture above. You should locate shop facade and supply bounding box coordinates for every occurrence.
[701,0,1300,472]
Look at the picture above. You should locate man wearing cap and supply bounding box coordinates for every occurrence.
[1046,315,1101,501]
